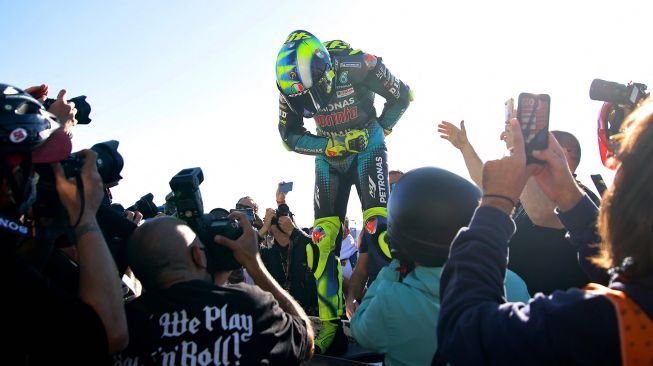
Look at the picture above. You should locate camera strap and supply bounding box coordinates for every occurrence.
[71,175,85,229]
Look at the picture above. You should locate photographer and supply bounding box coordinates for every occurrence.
[0,84,127,363]
[259,182,318,316]
[115,213,313,365]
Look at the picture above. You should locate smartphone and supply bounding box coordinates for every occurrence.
[230,208,256,222]
[279,181,293,193]
[517,93,550,163]
[504,97,515,123]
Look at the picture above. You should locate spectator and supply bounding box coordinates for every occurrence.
[438,120,601,294]
[116,213,313,365]
[351,167,529,366]
[437,108,653,364]
[0,84,127,363]
[228,195,263,284]
[339,217,358,295]
[388,169,404,193]
[346,168,405,319]
[259,182,318,316]
[236,195,263,230]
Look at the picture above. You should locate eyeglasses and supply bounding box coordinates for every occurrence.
[236,203,258,214]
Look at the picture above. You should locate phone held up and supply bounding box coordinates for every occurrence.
[279,181,293,193]
[517,93,550,164]
[504,97,515,123]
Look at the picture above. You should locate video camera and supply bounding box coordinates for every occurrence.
[43,95,92,125]
[589,79,649,167]
[168,167,244,272]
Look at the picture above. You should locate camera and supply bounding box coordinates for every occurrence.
[127,193,159,219]
[589,79,647,106]
[589,79,649,167]
[270,204,292,227]
[61,140,124,184]
[43,95,92,125]
[124,193,160,220]
[168,167,243,272]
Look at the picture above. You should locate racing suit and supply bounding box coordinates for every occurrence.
[278,39,412,351]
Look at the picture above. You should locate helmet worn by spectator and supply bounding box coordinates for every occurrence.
[0,83,71,215]
[386,166,480,268]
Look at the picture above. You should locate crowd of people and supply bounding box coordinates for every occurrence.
[2,28,652,366]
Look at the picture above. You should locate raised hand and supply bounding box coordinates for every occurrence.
[438,120,469,150]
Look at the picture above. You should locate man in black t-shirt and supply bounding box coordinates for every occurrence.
[115,214,313,365]
[439,122,604,295]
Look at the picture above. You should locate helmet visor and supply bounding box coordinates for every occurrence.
[280,70,333,118]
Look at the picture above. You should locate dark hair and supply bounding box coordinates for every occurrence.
[551,130,581,169]
[595,97,653,279]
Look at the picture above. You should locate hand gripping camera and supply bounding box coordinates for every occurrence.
[168,167,243,272]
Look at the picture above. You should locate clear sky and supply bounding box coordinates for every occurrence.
[3,0,651,228]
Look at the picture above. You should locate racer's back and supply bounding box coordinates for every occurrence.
[313,40,379,137]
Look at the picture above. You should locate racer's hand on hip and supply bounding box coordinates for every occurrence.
[325,129,369,157]
[345,129,368,153]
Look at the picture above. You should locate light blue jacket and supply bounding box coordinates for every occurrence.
[351,259,529,365]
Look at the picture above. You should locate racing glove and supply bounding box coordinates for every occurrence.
[325,129,369,157]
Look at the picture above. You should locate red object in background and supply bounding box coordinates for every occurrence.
[597,102,614,169]
[26,84,49,100]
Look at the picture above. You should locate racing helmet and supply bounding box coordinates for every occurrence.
[0,83,72,218]
[0,83,67,161]
[276,30,335,118]
[386,166,481,267]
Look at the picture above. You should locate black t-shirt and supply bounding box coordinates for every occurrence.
[260,230,318,317]
[115,280,308,365]
[1,245,109,365]
[507,183,602,295]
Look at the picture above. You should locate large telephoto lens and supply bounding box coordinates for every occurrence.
[589,79,630,105]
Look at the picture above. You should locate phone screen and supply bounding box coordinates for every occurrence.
[279,182,293,193]
[517,93,550,163]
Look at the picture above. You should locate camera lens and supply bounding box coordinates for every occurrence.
[589,79,630,105]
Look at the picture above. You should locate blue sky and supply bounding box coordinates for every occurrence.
[3,0,651,227]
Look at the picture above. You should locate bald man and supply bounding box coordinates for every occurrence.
[115,213,314,365]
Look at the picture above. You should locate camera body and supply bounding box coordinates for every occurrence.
[271,204,291,226]
[168,167,243,272]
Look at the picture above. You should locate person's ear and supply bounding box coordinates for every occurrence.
[191,245,207,270]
